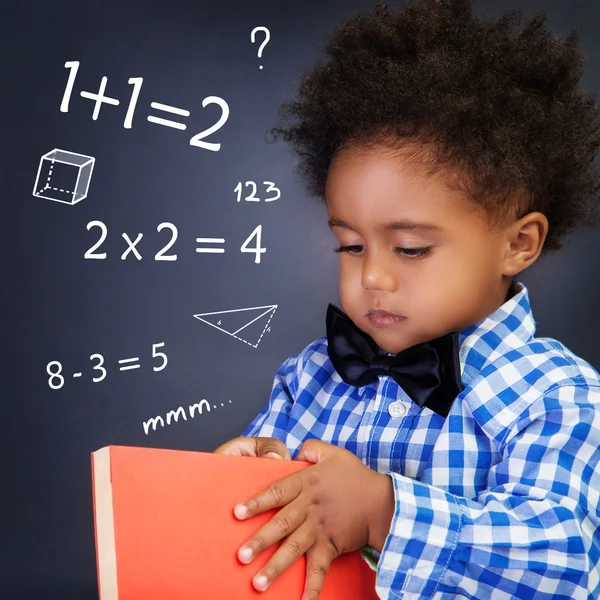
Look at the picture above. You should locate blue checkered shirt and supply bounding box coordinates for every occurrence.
[241,280,600,599]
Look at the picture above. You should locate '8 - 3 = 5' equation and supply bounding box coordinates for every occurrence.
[46,342,168,390]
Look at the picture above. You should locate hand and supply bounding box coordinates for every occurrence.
[214,436,291,460]
[233,439,394,600]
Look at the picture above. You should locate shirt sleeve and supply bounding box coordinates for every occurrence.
[367,383,600,600]
[239,352,301,442]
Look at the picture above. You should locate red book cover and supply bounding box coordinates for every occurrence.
[91,445,379,599]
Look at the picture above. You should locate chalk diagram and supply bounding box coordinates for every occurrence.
[193,304,277,348]
[32,149,95,205]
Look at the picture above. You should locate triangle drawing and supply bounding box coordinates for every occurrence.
[193,304,277,348]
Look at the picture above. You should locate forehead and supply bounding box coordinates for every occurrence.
[325,145,481,228]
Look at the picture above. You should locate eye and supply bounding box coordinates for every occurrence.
[395,247,432,258]
[334,245,433,257]
[333,245,363,254]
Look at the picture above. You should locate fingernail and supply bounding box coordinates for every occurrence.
[264,452,282,459]
[234,504,247,519]
[303,450,319,463]
[238,547,253,563]
[254,575,268,590]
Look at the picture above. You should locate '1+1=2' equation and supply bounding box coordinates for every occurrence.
[60,61,231,151]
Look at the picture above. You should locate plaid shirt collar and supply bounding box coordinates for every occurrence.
[458,279,536,387]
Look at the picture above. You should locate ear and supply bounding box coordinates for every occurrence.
[501,211,549,277]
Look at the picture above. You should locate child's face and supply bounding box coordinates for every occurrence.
[325,144,516,354]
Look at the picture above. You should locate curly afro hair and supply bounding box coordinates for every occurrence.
[267,0,600,254]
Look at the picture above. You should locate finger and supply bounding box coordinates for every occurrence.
[263,452,285,459]
[257,438,291,460]
[237,500,306,565]
[234,470,304,520]
[247,521,316,593]
[214,437,258,457]
[295,439,330,464]
[301,544,337,600]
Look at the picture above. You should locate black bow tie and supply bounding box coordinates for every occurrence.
[326,304,464,418]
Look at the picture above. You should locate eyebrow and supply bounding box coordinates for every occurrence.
[328,217,442,232]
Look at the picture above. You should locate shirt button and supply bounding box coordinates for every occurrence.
[388,400,407,419]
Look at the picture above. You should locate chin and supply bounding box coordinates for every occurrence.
[368,328,420,354]
[378,342,405,354]
[364,330,402,353]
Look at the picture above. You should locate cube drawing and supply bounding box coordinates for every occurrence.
[32,149,95,205]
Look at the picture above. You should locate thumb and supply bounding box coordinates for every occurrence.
[257,437,291,460]
[295,439,328,463]
[264,452,283,460]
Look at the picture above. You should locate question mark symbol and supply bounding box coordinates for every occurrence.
[251,26,270,70]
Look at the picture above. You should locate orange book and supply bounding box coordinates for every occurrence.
[91,445,378,600]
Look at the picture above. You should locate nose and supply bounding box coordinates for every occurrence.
[361,250,398,292]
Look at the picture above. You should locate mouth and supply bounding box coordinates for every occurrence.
[365,310,407,327]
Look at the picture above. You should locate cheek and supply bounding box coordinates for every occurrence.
[338,276,355,307]
[418,249,494,322]
[392,253,470,315]
[338,258,360,288]
[338,261,363,314]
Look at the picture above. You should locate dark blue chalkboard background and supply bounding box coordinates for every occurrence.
[2,0,599,598]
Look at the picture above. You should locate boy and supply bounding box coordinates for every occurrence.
[214,0,600,598]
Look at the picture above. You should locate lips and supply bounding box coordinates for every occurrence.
[366,310,407,327]
[367,310,406,319]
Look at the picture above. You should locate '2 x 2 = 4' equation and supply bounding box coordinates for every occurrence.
[85,221,267,263]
